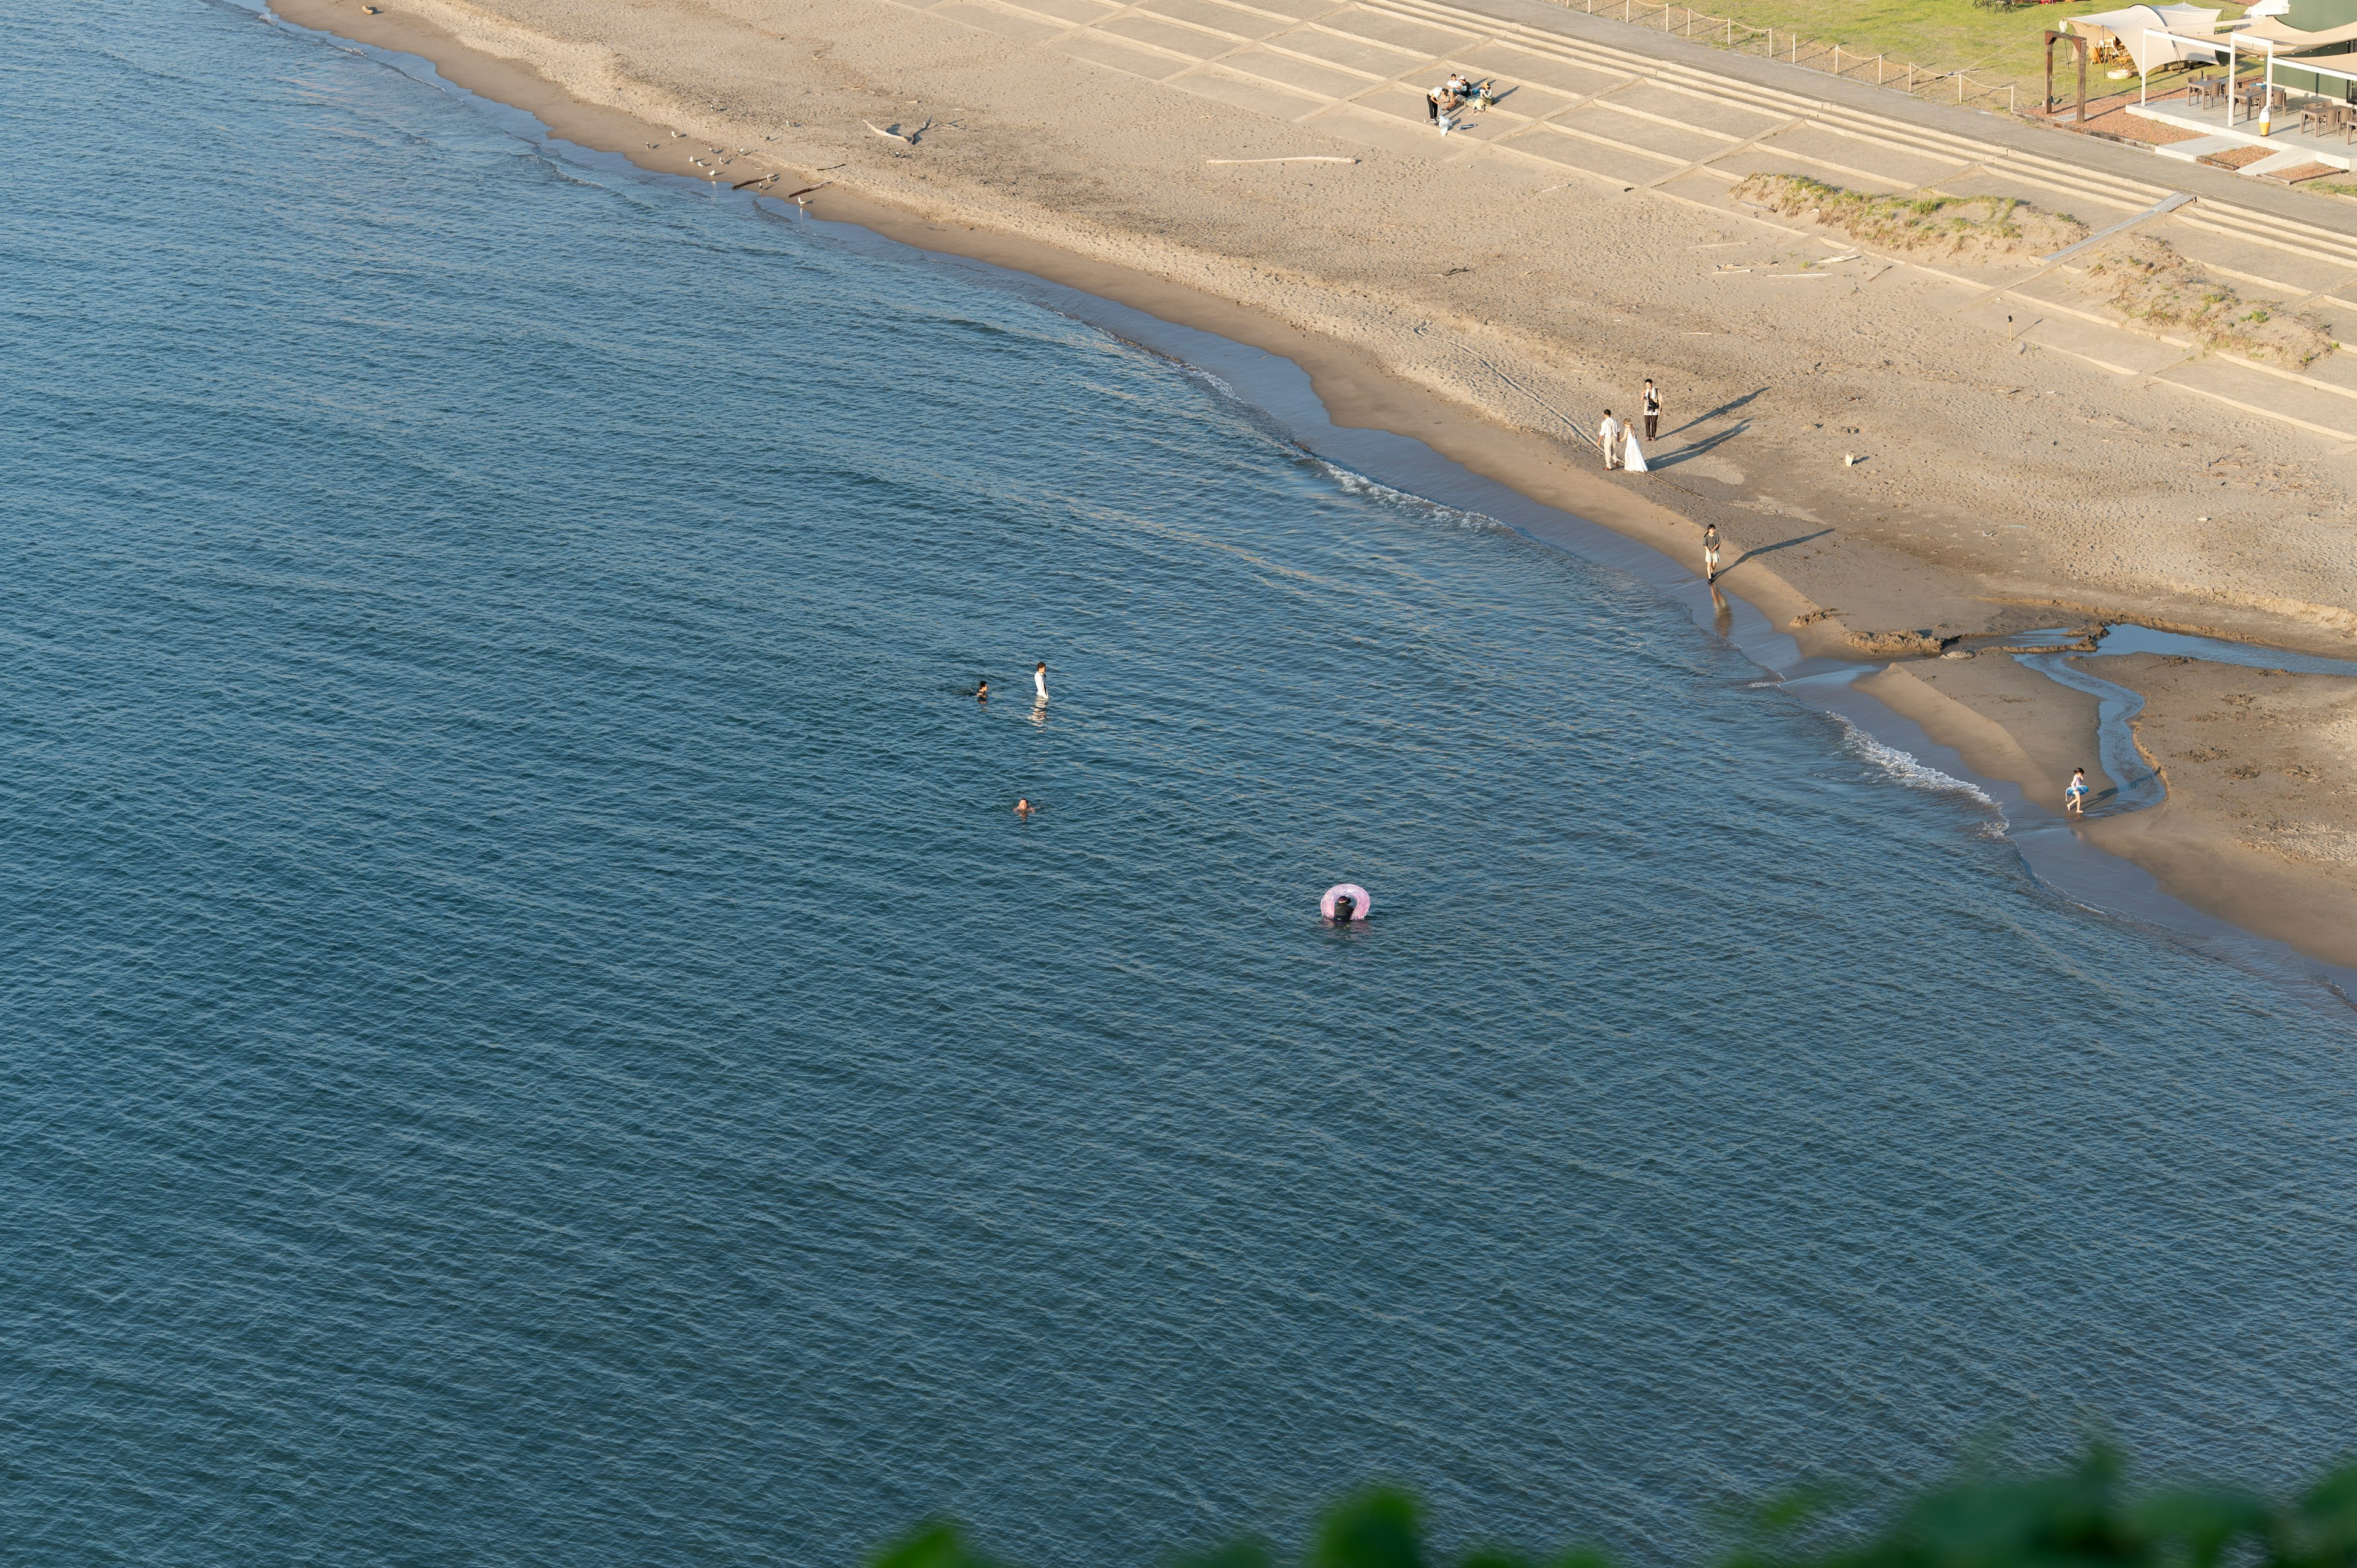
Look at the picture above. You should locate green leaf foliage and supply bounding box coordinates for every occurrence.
[867,1450,2357,1568]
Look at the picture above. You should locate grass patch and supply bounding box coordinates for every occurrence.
[1678,0,2245,90]
[1734,172,2336,368]
[2085,236,2335,367]
[1730,173,2088,260]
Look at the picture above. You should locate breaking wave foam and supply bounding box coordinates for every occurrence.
[1314,460,1506,533]
[1834,716,2009,836]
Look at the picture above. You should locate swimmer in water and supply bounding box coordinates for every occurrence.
[1331,893,1357,922]
[976,678,989,703]
[2065,767,2089,814]
[1014,797,1032,816]
[1033,661,1048,703]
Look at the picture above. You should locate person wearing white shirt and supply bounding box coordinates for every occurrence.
[1597,409,1621,470]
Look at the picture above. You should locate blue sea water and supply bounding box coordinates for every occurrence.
[4,3,2355,1564]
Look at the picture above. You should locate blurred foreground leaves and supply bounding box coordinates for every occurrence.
[871,1446,2357,1568]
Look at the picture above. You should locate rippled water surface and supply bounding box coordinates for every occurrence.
[5,4,2355,1564]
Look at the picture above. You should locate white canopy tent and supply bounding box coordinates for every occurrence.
[2064,4,2227,73]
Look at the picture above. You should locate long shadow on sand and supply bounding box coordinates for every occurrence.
[1650,420,1748,469]
[1666,387,1765,439]
[1726,527,1833,573]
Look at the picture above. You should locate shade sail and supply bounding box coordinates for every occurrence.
[2240,12,2357,47]
[2066,5,2228,71]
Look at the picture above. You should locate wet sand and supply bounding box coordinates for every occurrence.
[1859,655,2113,813]
[2082,652,2357,968]
[264,0,2357,968]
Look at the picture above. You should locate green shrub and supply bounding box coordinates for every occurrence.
[867,1448,2357,1568]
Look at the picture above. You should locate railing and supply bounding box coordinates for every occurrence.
[1564,0,2025,116]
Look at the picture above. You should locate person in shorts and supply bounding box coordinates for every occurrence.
[1702,523,1720,581]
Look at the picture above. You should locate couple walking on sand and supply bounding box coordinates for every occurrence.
[1597,380,1661,473]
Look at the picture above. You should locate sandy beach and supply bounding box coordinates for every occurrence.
[2084,652,2357,965]
[270,0,2357,967]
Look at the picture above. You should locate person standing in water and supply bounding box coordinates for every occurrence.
[1641,379,1662,441]
[1701,523,1720,582]
[2065,767,2089,814]
[1598,409,1621,470]
[976,678,989,703]
[1032,661,1048,703]
[1015,797,1033,816]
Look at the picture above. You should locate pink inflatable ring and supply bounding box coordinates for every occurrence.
[1322,883,1372,922]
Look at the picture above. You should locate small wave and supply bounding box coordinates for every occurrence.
[1311,460,1505,533]
[1832,716,2009,836]
[1174,362,1240,400]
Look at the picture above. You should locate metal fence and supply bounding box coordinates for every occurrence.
[1561,0,2025,115]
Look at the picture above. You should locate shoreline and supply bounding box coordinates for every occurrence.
[257,0,2357,986]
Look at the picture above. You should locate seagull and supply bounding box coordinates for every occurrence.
[864,118,932,145]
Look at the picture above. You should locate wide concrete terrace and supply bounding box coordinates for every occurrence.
[889,0,2357,441]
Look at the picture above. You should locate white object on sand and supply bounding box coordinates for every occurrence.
[1204,156,1360,165]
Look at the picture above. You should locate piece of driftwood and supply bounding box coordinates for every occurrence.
[864,119,932,145]
[1203,156,1360,164]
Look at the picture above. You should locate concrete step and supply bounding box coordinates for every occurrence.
[1360,0,2357,268]
[2156,133,2243,163]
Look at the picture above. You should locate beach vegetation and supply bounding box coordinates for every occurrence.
[1733,173,2334,368]
[1730,174,2087,259]
[2084,235,2334,368]
[869,1446,2357,1568]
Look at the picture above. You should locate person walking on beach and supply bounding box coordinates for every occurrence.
[1033,660,1049,703]
[1598,409,1621,470]
[1641,379,1661,442]
[2065,767,2089,814]
[1701,523,1720,582]
[1622,422,1648,473]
